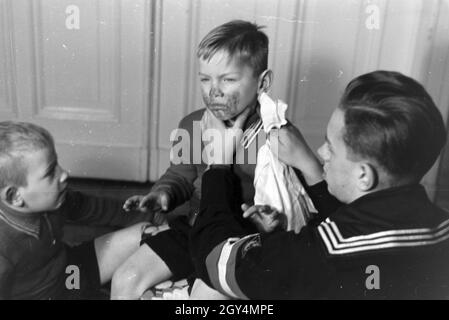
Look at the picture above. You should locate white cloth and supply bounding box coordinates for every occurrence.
[253,92,314,233]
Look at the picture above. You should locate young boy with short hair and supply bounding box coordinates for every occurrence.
[0,121,151,299]
[112,20,273,299]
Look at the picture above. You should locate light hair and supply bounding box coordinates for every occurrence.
[197,20,269,77]
[0,121,55,188]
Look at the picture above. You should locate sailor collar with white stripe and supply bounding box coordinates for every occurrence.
[241,105,262,149]
[0,199,42,238]
[317,183,449,255]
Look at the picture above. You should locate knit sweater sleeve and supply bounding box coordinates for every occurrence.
[63,190,151,227]
[151,110,205,208]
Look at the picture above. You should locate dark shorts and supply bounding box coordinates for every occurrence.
[61,241,104,299]
[140,216,195,280]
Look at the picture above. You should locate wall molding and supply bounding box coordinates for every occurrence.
[149,0,163,181]
[0,0,18,117]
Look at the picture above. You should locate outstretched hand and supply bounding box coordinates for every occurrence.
[242,203,286,233]
[123,190,170,225]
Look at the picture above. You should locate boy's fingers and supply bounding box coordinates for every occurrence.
[241,203,250,212]
[143,225,158,235]
[159,192,170,211]
[123,200,130,209]
[142,223,170,236]
[248,213,270,233]
[139,194,156,210]
[264,219,280,233]
[123,196,140,210]
[261,207,278,217]
[242,205,260,219]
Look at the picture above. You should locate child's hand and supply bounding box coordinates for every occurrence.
[123,190,171,213]
[241,203,286,233]
[142,223,170,237]
[201,107,252,164]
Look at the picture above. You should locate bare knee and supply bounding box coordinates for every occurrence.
[131,222,152,235]
[111,263,147,300]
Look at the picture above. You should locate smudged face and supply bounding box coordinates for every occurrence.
[198,50,260,122]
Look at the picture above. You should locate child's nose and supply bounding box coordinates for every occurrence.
[210,84,224,97]
[59,169,69,183]
[317,144,327,162]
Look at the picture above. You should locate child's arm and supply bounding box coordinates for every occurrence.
[63,191,152,228]
[123,111,204,215]
[241,204,286,233]
[122,164,198,224]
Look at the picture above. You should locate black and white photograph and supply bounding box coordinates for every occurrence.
[0,0,448,306]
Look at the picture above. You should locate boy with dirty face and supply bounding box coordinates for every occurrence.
[112,20,273,299]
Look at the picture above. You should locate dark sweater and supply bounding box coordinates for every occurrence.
[0,190,149,300]
[191,168,449,299]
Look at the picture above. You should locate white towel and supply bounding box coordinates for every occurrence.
[253,92,314,233]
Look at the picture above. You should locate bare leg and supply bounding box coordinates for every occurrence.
[110,243,172,300]
[94,222,149,284]
[189,278,231,300]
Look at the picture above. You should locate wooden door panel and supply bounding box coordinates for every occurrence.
[2,0,152,181]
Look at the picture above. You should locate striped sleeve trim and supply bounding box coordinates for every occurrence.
[205,240,226,294]
[318,217,449,255]
[205,234,258,300]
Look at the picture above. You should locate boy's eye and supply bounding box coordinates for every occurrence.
[47,169,56,180]
[45,163,59,180]
[223,78,236,82]
[200,78,209,83]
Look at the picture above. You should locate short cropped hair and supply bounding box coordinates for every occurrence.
[0,121,55,188]
[197,20,268,76]
[339,70,447,180]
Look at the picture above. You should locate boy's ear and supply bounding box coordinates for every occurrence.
[257,69,273,94]
[1,186,24,207]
